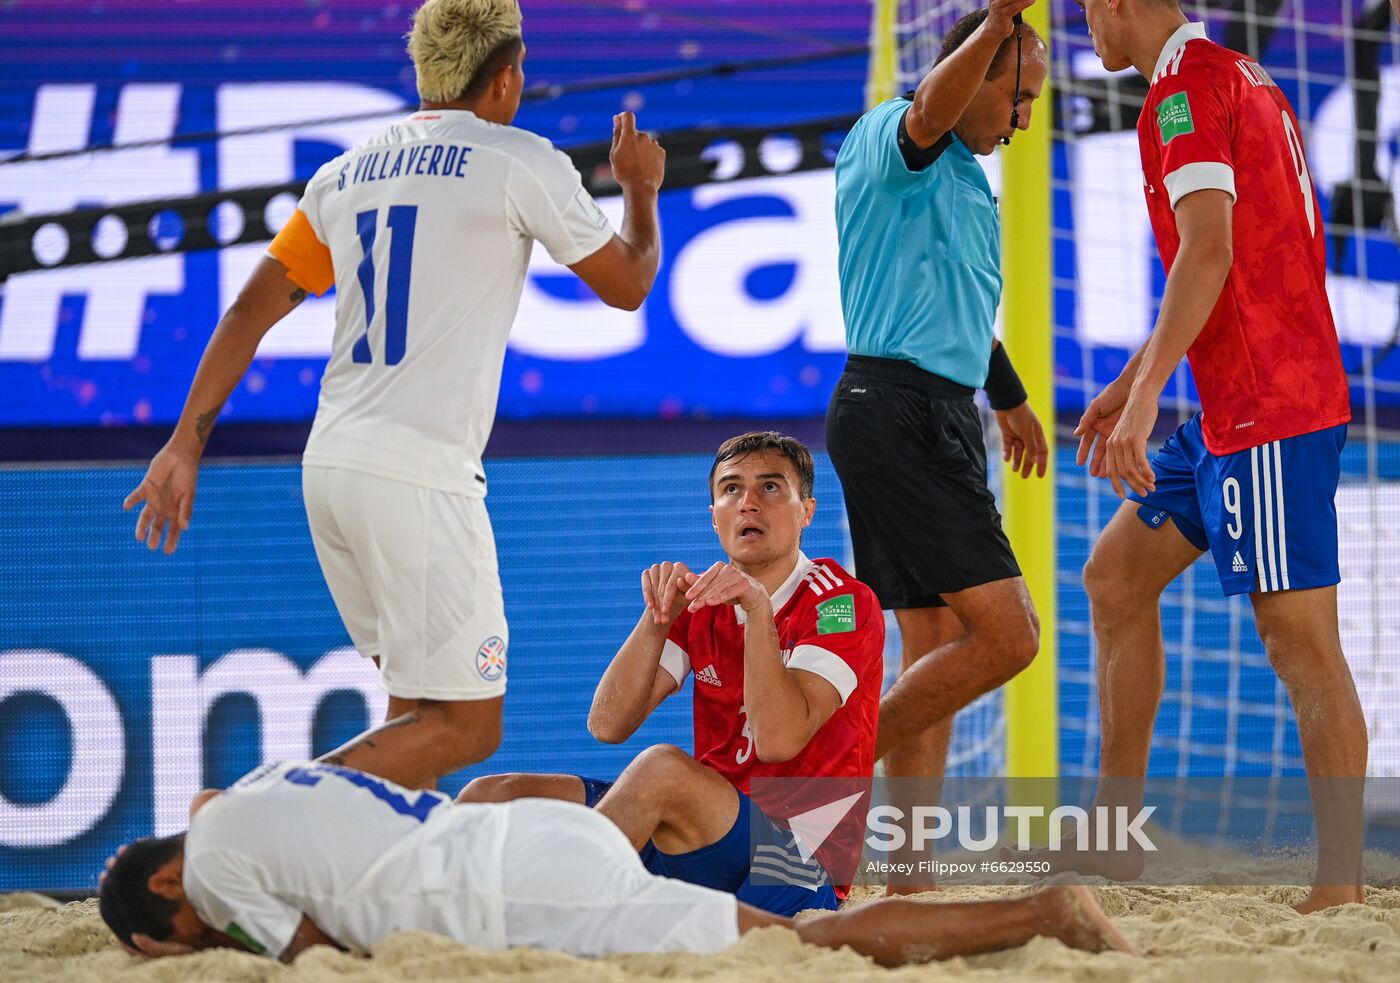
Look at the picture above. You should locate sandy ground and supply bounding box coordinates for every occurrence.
[6,880,1400,983]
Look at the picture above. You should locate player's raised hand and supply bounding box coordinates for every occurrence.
[123,443,200,554]
[684,561,768,615]
[986,0,1036,37]
[641,561,693,625]
[995,402,1049,479]
[609,112,665,194]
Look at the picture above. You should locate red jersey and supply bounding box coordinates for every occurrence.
[1136,24,1350,455]
[660,554,884,795]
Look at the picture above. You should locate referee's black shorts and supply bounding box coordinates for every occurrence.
[825,354,1020,610]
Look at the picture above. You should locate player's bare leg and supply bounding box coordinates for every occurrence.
[595,744,741,853]
[1251,585,1367,913]
[320,693,503,790]
[456,773,586,804]
[874,577,1038,761]
[775,874,1134,965]
[881,606,961,896]
[1009,502,1200,877]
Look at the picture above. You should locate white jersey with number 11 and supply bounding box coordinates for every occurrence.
[269,110,615,495]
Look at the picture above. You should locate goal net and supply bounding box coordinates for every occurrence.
[880,0,1400,804]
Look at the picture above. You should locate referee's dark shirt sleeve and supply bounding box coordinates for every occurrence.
[896,105,954,173]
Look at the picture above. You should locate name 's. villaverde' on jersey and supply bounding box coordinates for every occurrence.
[339,142,475,186]
[268,110,615,496]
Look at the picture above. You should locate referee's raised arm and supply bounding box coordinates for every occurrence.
[905,0,1037,149]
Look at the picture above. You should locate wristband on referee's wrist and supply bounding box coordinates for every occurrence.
[985,344,1028,411]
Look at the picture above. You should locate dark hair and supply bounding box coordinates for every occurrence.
[98,834,186,949]
[709,431,815,500]
[459,35,523,100]
[935,8,1042,80]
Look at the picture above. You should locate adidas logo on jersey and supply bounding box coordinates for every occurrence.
[803,563,846,596]
[1232,551,1248,574]
[695,664,722,687]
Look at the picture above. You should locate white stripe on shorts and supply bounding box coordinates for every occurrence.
[1260,440,1280,592]
[1251,445,1267,591]
[1273,441,1289,591]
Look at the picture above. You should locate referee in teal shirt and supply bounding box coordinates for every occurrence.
[826,1,1050,865]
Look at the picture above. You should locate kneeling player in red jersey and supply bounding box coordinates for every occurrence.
[1023,0,1367,913]
[462,431,884,915]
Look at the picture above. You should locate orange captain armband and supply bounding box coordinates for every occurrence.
[268,209,335,296]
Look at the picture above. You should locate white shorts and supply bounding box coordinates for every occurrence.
[501,799,741,957]
[303,465,508,701]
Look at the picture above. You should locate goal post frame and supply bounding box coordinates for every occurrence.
[998,2,1059,781]
[866,0,899,108]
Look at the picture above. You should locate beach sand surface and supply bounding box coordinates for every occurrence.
[6,881,1400,983]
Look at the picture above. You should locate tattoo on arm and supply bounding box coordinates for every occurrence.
[289,287,307,305]
[318,711,420,766]
[320,738,375,766]
[194,407,222,446]
[375,711,421,732]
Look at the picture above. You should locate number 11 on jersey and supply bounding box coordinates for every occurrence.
[352,205,419,366]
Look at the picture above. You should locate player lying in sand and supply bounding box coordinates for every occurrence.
[99,760,1134,965]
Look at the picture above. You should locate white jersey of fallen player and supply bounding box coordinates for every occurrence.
[296,110,615,495]
[182,760,506,957]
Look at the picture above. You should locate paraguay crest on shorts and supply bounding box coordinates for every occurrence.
[476,636,507,681]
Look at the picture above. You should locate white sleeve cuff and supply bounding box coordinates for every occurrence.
[659,639,691,687]
[1164,161,1236,209]
[785,644,859,706]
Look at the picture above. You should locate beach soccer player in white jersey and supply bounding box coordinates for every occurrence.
[98,760,1134,964]
[121,0,666,790]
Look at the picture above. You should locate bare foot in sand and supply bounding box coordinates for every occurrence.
[1034,874,1138,955]
[1002,828,1147,881]
[1294,885,1366,914]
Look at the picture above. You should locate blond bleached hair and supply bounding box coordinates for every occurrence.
[407,0,523,103]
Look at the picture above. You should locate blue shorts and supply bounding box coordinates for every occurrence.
[1128,415,1345,596]
[580,777,839,917]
